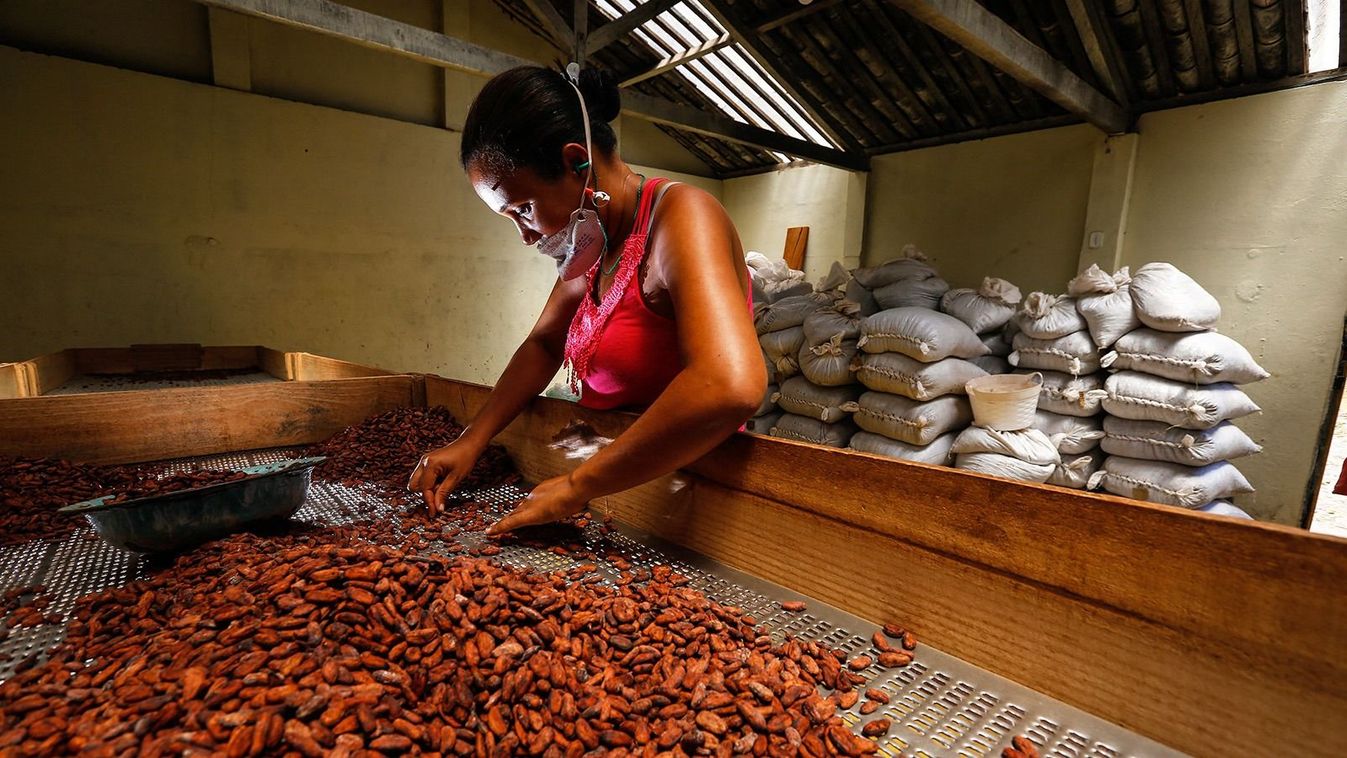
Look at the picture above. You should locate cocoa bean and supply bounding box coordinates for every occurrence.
[861,718,891,737]
[877,651,913,668]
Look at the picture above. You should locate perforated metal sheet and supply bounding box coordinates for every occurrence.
[0,448,1183,757]
[45,371,280,395]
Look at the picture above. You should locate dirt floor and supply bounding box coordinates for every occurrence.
[1310,392,1347,538]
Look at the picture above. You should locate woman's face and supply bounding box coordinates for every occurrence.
[469,162,582,248]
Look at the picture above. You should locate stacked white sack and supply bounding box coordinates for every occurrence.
[764,263,862,445]
[1009,291,1100,376]
[746,251,812,305]
[1003,286,1108,488]
[952,426,1061,483]
[848,244,941,315]
[940,276,1021,376]
[847,305,988,465]
[752,295,810,434]
[1090,263,1267,516]
[747,255,814,435]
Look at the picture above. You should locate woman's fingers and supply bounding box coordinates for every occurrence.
[407,456,429,492]
[485,502,544,536]
[432,473,459,515]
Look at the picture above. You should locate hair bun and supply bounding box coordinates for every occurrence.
[577,68,621,123]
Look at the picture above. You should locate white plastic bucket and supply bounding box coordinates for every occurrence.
[966,372,1042,431]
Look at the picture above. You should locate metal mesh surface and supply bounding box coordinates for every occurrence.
[0,448,1181,757]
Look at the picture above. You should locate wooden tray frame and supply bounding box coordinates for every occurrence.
[1,372,1343,755]
[0,344,392,399]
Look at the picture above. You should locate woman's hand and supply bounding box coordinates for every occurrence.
[407,439,486,516]
[485,474,589,536]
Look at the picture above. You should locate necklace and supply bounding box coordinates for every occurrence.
[601,173,646,276]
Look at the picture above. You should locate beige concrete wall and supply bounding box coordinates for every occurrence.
[722,163,868,286]
[1122,81,1347,524]
[863,124,1101,294]
[0,45,720,386]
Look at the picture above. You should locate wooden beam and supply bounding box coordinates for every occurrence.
[754,0,847,33]
[588,0,684,54]
[196,0,535,75]
[1284,0,1308,73]
[621,90,870,171]
[1179,0,1218,90]
[1232,0,1260,79]
[866,113,1080,153]
[572,0,587,63]
[618,33,732,87]
[887,0,1129,133]
[521,0,574,52]
[192,0,860,167]
[1064,0,1132,103]
[700,0,858,150]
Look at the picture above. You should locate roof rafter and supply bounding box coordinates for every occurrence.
[520,0,574,52]
[588,0,684,54]
[619,33,731,86]
[887,0,1129,133]
[699,0,858,151]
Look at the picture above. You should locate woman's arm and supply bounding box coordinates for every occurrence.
[412,276,585,511]
[487,185,766,533]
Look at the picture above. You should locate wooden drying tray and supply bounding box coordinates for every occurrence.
[0,344,393,399]
[2,373,1344,755]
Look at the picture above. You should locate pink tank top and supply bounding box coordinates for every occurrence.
[563,178,752,410]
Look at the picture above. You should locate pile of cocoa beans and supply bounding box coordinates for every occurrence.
[0,519,888,756]
[79,368,260,388]
[105,470,249,504]
[306,406,518,504]
[0,458,142,545]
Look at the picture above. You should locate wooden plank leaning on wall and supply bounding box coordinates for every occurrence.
[424,375,1347,756]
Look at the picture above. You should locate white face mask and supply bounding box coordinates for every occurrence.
[538,206,606,281]
[537,65,608,282]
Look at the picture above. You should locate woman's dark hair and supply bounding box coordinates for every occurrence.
[461,66,621,180]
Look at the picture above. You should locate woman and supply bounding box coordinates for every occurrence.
[407,65,766,535]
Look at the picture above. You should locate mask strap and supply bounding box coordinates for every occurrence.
[564,63,595,209]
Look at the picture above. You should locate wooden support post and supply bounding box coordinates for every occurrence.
[1077,132,1138,274]
[887,0,1129,133]
[208,7,253,91]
